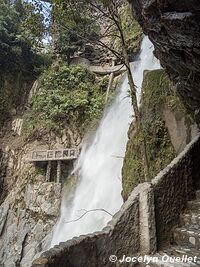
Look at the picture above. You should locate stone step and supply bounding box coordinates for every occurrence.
[187,200,200,212]
[196,190,200,200]
[140,261,196,267]
[173,227,200,249]
[180,212,200,230]
[165,245,200,261]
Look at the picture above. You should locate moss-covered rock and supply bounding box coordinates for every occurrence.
[120,3,143,56]
[122,69,185,200]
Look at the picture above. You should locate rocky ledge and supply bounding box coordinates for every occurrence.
[129,0,200,123]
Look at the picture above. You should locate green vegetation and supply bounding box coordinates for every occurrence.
[24,64,105,136]
[0,0,45,74]
[52,0,99,63]
[52,0,142,62]
[122,70,181,200]
[0,0,52,127]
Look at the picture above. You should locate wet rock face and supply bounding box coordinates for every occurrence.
[0,181,61,267]
[129,0,200,122]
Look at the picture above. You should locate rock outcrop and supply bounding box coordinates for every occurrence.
[129,0,200,123]
[122,69,198,200]
[0,181,61,267]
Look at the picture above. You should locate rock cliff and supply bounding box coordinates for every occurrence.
[129,0,200,123]
[0,125,68,266]
[0,78,82,266]
[122,69,198,200]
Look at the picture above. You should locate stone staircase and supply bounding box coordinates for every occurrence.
[144,190,200,266]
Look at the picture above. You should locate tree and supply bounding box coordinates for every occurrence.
[51,0,99,63]
[18,0,46,49]
[0,0,46,74]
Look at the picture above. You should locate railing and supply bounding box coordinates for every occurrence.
[29,148,79,162]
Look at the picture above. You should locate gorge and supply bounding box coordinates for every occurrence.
[0,1,200,266]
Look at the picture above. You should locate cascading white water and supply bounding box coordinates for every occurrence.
[51,36,160,246]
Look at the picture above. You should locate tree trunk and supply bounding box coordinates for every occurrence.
[122,41,150,182]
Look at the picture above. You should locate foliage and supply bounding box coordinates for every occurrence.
[0,0,53,128]
[18,0,46,48]
[24,64,105,135]
[50,0,142,64]
[122,70,178,200]
[0,0,46,74]
[51,0,99,63]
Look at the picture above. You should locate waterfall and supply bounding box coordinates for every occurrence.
[51,36,160,246]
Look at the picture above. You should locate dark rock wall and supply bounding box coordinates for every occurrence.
[0,73,33,129]
[129,0,200,122]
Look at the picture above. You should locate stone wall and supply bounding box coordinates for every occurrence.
[32,183,155,267]
[32,135,200,267]
[152,134,200,247]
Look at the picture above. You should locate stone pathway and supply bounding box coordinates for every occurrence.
[142,190,200,266]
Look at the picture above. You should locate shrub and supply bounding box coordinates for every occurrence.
[24,64,105,135]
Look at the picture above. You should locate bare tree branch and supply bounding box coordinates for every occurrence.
[64,208,113,224]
